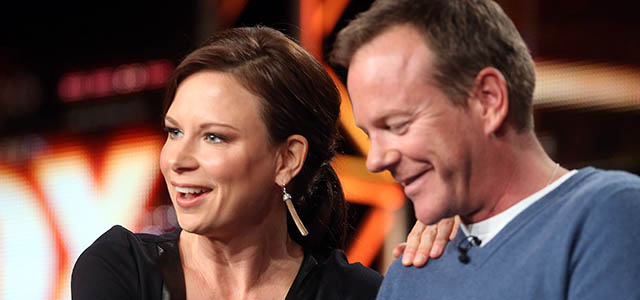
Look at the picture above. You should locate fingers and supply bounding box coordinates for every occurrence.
[449,215,461,240]
[393,243,407,259]
[412,224,437,266]
[401,221,427,266]
[429,217,456,259]
[396,216,461,267]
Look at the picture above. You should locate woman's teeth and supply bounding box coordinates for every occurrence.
[175,186,212,194]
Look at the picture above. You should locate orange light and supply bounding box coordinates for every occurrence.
[215,0,249,29]
[300,0,407,267]
[0,129,163,299]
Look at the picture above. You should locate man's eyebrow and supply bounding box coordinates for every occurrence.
[371,108,411,125]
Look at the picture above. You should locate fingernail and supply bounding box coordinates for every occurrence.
[402,254,413,265]
[430,245,442,257]
[414,254,426,265]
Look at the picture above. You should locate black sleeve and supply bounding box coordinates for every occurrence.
[288,250,383,300]
[71,226,141,300]
[326,250,383,300]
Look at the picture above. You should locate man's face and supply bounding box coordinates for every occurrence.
[347,25,484,225]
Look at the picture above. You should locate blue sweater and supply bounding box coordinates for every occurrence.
[377,167,640,299]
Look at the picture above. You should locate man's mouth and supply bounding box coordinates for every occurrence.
[398,168,432,187]
[402,172,424,187]
[396,167,433,197]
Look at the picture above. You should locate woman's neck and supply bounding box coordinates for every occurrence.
[178,208,304,299]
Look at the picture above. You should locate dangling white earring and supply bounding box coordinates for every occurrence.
[282,186,309,236]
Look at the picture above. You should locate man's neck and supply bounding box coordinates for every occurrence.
[463,130,568,224]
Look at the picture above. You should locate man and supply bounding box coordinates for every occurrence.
[331,0,640,298]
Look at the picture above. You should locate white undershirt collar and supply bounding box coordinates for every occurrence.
[461,170,578,247]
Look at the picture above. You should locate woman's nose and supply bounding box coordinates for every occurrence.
[166,141,199,174]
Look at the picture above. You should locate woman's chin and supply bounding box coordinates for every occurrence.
[175,215,204,233]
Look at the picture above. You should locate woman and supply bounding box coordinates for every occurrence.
[71,26,453,300]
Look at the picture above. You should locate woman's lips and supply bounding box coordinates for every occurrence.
[176,191,211,208]
[174,185,212,208]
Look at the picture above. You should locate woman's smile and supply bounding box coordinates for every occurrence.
[174,184,213,208]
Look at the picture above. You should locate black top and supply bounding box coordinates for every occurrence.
[71,225,383,300]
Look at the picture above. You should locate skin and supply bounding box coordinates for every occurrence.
[345,23,462,267]
[160,70,308,300]
[158,68,445,299]
[348,25,486,226]
[394,217,459,266]
[159,58,451,299]
[347,25,566,246]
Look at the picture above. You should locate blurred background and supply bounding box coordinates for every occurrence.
[1,0,639,299]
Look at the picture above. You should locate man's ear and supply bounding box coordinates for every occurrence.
[275,134,309,186]
[471,67,509,135]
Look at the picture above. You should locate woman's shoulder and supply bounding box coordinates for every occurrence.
[71,225,181,299]
[81,225,179,255]
[288,249,382,300]
[92,225,141,246]
[321,249,383,284]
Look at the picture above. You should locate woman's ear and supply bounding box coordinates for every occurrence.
[275,134,309,186]
[470,67,509,135]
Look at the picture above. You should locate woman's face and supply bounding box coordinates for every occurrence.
[160,71,282,236]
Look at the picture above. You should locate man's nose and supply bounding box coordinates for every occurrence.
[366,139,400,173]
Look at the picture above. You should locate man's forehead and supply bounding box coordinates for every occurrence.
[348,24,434,84]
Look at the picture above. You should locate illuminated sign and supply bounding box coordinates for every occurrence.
[0,130,163,300]
[57,59,173,102]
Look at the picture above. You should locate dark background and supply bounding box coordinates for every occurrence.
[1,0,639,283]
[2,0,639,172]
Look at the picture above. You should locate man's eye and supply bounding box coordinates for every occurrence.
[389,122,409,133]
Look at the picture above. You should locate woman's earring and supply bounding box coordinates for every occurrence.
[282,186,309,236]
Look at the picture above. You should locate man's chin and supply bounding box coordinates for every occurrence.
[414,210,446,226]
[413,202,455,225]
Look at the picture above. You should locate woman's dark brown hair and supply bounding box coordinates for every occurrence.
[164,26,347,254]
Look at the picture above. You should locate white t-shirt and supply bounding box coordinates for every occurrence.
[461,170,578,246]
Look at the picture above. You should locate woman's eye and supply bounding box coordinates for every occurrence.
[164,127,183,139]
[205,133,224,144]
